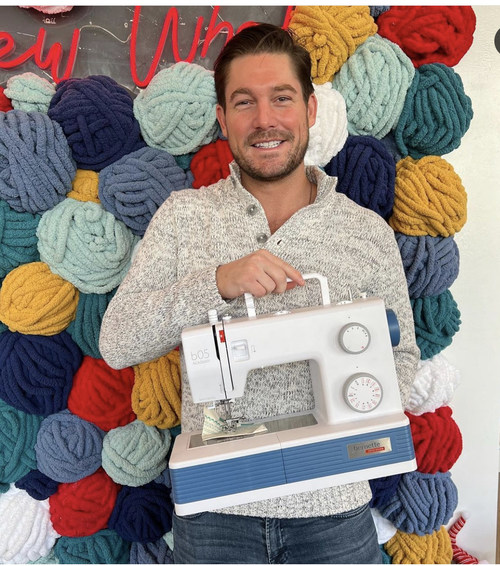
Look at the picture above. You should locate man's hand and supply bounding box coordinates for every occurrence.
[216,250,305,299]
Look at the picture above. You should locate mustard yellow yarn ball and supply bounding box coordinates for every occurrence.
[67,170,100,204]
[384,527,453,564]
[132,349,181,429]
[0,261,79,335]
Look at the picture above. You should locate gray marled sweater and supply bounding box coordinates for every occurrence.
[100,162,419,518]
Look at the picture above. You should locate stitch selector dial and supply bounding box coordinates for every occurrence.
[339,323,370,354]
[343,373,383,413]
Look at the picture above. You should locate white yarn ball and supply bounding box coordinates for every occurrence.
[370,507,397,544]
[0,485,59,564]
[305,83,348,167]
[405,352,461,415]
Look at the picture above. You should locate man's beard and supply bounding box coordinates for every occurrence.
[230,129,309,183]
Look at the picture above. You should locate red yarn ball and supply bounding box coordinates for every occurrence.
[190,139,233,189]
[377,6,476,68]
[407,406,463,473]
[0,87,13,112]
[67,356,135,431]
[49,468,120,536]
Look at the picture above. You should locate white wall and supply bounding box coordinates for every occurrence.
[444,6,500,563]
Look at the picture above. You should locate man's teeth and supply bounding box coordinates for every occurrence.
[254,141,281,149]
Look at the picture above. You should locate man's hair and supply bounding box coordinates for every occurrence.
[213,23,314,109]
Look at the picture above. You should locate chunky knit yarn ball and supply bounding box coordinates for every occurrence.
[0,398,42,486]
[54,529,130,564]
[4,72,56,114]
[48,75,145,171]
[15,469,59,501]
[384,526,453,564]
[36,198,139,294]
[0,110,76,214]
[68,356,135,431]
[377,6,476,68]
[35,410,105,483]
[130,538,173,564]
[369,474,402,509]
[98,146,193,236]
[324,135,395,219]
[370,6,390,19]
[0,484,59,564]
[305,83,347,167]
[190,139,233,189]
[132,349,182,429]
[49,468,120,537]
[0,199,41,279]
[332,34,415,139]
[0,262,79,335]
[133,62,218,155]
[288,6,377,84]
[407,406,463,473]
[66,288,116,358]
[411,290,461,360]
[0,330,82,415]
[378,471,458,535]
[394,64,473,158]
[406,353,461,415]
[102,420,171,487]
[108,482,174,543]
[67,169,100,203]
[20,6,73,14]
[389,156,467,237]
[396,234,459,299]
[0,86,13,112]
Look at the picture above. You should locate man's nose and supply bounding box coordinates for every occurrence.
[253,101,276,129]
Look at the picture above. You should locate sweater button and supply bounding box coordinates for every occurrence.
[256,233,268,244]
[247,204,258,216]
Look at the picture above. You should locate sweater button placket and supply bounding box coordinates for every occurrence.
[246,204,258,216]
[256,233,268,245]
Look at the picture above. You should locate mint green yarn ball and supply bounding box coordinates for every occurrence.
[134,62,218,155]
[4,72,56,114]
[332,34,415,139]
[37,198,139,294]
[102,420,172,487]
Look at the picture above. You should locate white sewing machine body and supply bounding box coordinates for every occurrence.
[169,276,416,516]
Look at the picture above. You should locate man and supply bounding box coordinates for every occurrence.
[100,23,419,564]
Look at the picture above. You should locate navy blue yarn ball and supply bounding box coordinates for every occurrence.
[324,135,395,220]
[15,468,59,500]
[0,330,82,415]
[48,75,146,171]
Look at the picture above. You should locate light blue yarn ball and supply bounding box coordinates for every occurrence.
[332,34,415,139]
[4,72,56,114]
[37,198,139,294]
[134,62,219,155]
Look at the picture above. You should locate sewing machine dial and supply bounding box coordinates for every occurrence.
[339,323,370,354]
[343,374,383,413]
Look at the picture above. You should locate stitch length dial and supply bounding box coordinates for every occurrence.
[343,373,383,413]
[339,323,370,354]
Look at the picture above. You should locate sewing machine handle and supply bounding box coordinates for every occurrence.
[244,273,330,318]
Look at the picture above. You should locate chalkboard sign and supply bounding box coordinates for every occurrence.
[0,6,291,95]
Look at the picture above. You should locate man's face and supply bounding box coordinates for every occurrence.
[216,53,317,183]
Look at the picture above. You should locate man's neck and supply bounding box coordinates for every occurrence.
[241,166,315,234]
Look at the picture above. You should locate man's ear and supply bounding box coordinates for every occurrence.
[216,104,228,138]
[307,93,318,129]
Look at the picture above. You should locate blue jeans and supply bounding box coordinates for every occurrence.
[172,503,382,564]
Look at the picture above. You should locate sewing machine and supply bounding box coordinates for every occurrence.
[169,274,416,516]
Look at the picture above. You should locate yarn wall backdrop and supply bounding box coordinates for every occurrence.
[0,5,478,564]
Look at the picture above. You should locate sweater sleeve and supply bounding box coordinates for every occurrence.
[99,196,229,369]
[364,228,420,408]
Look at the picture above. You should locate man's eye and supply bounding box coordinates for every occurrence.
[235,100,250,107]
[276,96,292,103]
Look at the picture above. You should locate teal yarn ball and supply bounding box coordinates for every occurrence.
[102,420,171,487]
[4,72,56,114]
[134,62,218,155]
[394,63,473,158]
[332,34,415,139]
[54,530,131,564]
[37,198,139,294]
[66,289,117,358]
[411,289,461,360]
[0,398,43,485]
[0,200,40,279]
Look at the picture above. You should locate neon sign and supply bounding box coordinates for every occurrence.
[0,6,294,87]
